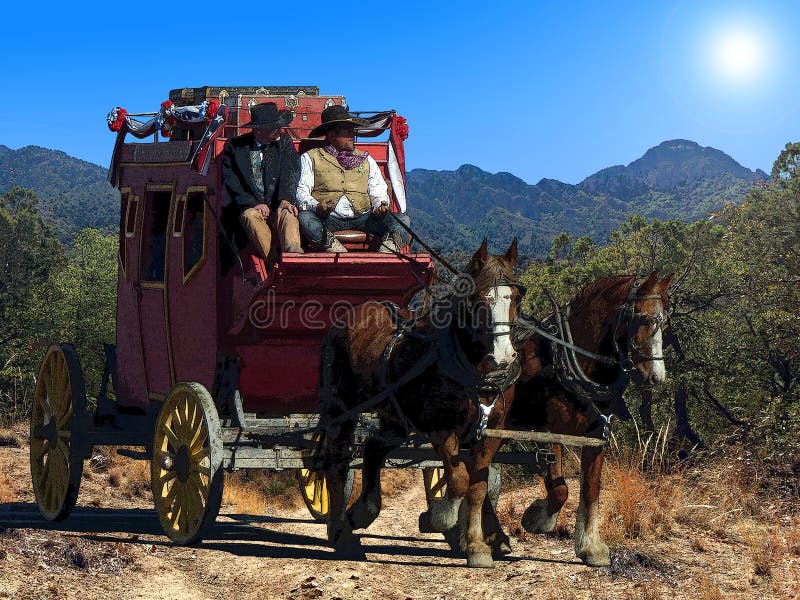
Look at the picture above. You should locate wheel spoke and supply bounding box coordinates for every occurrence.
[168,493,182,528]
[160,470,177,484]
[41,372,55,417]
[178,396,190,438]
[184,478,205,515]
[162,422,180,451]
[31,440,47,462]
[191,462,211,477]
[38,456,50,488]
[47,449,67,500]
[187,471,209,500]
[163,479,179,507]
[57,404,73,430]
[57,387,72,423]
[191,443,209,460]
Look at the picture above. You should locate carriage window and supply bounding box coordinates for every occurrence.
[140,190,171,282]
[183,191,206,279]
[125,195,139,237]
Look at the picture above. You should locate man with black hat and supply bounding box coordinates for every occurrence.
[295,105,410,253]
[222,102,302,260]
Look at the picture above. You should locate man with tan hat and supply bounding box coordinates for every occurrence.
[295,105,410,253]
[222,102,303,260]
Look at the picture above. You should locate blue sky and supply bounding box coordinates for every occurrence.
[1,0,797,185]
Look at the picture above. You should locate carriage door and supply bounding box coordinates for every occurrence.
[137,185,174,398]
[165,187,216,391]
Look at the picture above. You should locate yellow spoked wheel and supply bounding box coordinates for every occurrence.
[297,468,355,522]
[423,467,447,506]
[151,382,223,545]
[423,465,502,508]
[30,345,86,521]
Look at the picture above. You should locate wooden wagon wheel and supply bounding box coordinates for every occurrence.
[297,467,354,522]
[151,382,223,545]
[422,464,502,508]
[30,344,87,521]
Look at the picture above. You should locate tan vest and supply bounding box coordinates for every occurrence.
[309,147,372,214]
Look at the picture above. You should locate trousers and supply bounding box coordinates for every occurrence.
[298,210,411,248]
[239,205,303,259]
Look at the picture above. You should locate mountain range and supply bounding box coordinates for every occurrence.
[0,140,766,256]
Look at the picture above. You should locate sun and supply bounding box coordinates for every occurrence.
[710,26,765,84]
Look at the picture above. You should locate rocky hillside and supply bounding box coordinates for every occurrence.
[407,139,765,258]
[0,145,118,240]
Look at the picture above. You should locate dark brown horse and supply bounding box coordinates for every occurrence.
[511,272,672,566]
[317,239,522,568]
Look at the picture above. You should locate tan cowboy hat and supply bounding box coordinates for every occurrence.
[308,105,371,138]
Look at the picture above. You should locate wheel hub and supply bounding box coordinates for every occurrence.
[174,445,190,482]
[33,416,59,448]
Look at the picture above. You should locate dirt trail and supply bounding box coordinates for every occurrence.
[0,424,798,599]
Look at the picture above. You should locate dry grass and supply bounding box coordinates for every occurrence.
[0,462,15,503]
[744,526,785,578]
[382,468,416,496]
[786,519,800,556]
[601,458,682,543]
[223,472,267,515]
[695,575,725,600]
[223,470,305,514]
[0,427,21,448]
[88,447,151,501]
[1,528,134,574]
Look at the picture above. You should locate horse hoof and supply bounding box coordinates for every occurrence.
[466,552,494,568]
[521,499,558,534]
[418,510,435,533]
[443,527,464,553]
[493,540,512,557]
[347,500,380,531]
[333,535,366,561]
[577,543,610,567]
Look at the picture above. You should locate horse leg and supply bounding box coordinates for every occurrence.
[574,446,610,567]
[347,426,404,530]
[421,433,469,551]
[460,438,504,568]
[522,443,568,533]
[323,419,364,559]
[481,481,512,557]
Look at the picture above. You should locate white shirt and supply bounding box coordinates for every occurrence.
[295,152,390,218]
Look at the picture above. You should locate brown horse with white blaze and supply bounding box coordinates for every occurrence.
[511,272,672,566]
[317,239,522,568]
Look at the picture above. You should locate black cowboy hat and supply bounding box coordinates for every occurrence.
[242,102,293,129]
[308,105,371,138]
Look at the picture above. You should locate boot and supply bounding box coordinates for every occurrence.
[379,232,401,254]
[324,234,348,253]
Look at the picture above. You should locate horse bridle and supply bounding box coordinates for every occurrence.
[612,276,669,373]
[466,279,527,338]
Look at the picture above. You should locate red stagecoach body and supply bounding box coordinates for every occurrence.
[110,85,432,417]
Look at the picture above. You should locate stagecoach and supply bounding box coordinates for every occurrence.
[28,86,674,570]
[30,85,525,545]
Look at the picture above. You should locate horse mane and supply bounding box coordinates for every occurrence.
[569,275,633,314]
[569,273,669,315]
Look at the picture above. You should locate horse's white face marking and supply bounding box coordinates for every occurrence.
[648,325,666,383]
[486,285,517,366]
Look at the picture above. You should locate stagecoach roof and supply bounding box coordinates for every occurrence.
[169,86,324,105]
